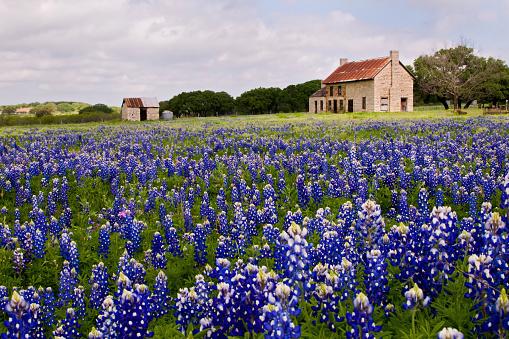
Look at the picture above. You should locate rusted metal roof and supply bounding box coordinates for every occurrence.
[122,97,159,108]
[310,87,326,98]
[322,57,390,84]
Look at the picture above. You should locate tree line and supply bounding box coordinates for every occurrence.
[159,80,322,118]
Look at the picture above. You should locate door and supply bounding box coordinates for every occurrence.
[333,99,337,113]
[401,98,407,112]
[140,108,147,121]
[348,99,353,112]
[315,101,317,113]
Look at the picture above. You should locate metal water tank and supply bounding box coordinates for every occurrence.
[161,110,173,120]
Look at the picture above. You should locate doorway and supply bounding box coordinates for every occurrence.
[333,99,337,113]
[401,98,407,112]
[315,101,317,113]
[140,108,147,121]
[348,99,353,112]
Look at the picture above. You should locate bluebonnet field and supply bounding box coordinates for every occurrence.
[0,116,508,339]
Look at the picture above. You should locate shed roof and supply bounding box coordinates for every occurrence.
[122,97,159,108]
[310,87,326,98]
[322,57,390,84]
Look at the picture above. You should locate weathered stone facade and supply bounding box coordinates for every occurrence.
[310,50,414,113]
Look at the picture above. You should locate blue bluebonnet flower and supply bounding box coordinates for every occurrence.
[73,286,87,320]
[396,189,410,223]
[53,308,82,338]
[356,200,385,249]
[174,285,206,335]
[117,284,154,338]
[344,292,381,339]
[149,271,172,319]
[117,253,147,286]
[150,231,167,269]
[364,249,390,306]
[260,282,301,339]
[14,208,20,221]
[88,327,104,339]
[295,174,309,208]
[68,240,81,274]
[58,261,78,308]
[192,224,208,266]
[39,286,57,327]
[95,295,118,338]
[437,327,464,339]
[88,262,110,310]
[403,283,430,310]
[277,222,311,286]
[98,224,111,258]
[416,187,430,226]
[311,282,341,331]
[2,291,44,339]
[59,228,72,261]
[12,247,25,275]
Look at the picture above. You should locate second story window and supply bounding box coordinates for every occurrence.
[330,86,333,96]
[338,86,342,96]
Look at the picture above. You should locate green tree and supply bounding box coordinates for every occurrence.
[476,58,509,107]
[79,103,113,114]
[2,105,16,115]
[235,87,281,115]
[32,103,57,118]
[165,90,235,118]
[279,80,321,112]
[413,44,505,110]
[57,102,74,113]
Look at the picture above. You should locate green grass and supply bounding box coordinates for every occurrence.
[0,108,505,137]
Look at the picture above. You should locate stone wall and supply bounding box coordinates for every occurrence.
[147,107,159,120]
[324,81,375,113]
[374,61,414,112]
[343,80,375,112]
[308,97,326,113]
[122,104,140,121]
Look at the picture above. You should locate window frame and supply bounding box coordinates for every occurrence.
[380,97,388,111]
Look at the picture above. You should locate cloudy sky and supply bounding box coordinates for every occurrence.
[0,0,507,106]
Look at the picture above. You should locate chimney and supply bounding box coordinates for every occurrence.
[390,50,399,65]
[340,58,348,66]
[390,50,399,84]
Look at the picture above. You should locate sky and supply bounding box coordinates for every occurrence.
[0,0,507,106]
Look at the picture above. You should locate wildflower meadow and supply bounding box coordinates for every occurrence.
[0,116,508,338]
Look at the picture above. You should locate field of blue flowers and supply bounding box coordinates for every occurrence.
[0,116,508,338]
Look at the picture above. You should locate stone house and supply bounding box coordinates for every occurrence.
[121,97,159,121]
[309,51,414,113]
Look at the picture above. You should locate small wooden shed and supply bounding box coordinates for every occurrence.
[121,97,159,121]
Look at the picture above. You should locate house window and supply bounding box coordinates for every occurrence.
[320,100,323,111]
[339,100,344,111]
[362,97,366,110]
[381,97,388,111]
[330,86,333,96]
[338,86,342,96]
[328,100,332,111]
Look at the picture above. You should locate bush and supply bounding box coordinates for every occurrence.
[0,112,121,126]
[79,104,113,114]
